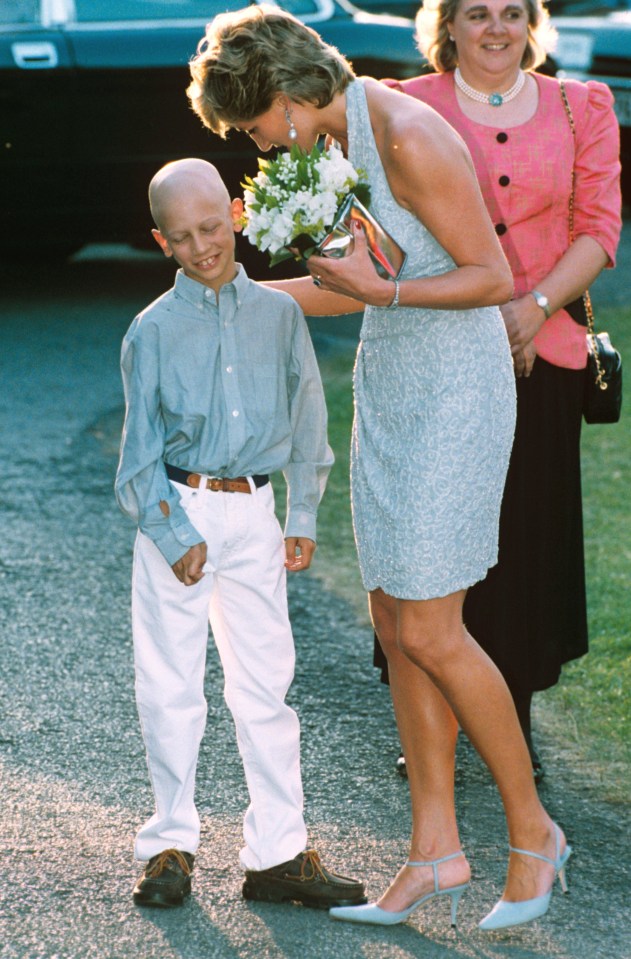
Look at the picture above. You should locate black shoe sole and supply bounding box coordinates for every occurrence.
[133,878,192,908]
[242,880,367,910]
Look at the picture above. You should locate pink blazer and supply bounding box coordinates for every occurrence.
[385,72,622,369]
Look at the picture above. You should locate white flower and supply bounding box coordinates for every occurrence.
[269,210,294,241]
[315,147,358,194]
[241,143,370,266]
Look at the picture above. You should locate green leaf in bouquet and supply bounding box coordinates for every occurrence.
[269,247,299,268]
[289,232,319,262]
[353,182,372,208]
[258,156,274,174]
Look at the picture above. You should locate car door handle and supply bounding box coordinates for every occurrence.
[11,42,59,69]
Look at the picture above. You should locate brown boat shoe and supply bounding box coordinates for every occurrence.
[133,848,195,908]
[242,849,366,910]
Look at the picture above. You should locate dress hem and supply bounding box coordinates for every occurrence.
[361,563,497,602]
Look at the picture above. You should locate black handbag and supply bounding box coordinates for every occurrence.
[560,81,622,424]
[583,300,623,424]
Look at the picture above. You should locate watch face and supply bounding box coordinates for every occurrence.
[533,291,549,315]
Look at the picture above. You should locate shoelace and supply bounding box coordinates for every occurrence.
[146,849,192,879]
[298,849,330,883]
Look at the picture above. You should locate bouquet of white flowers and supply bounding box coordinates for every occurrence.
[241,143,371,267]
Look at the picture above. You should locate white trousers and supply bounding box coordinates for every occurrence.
[131,479,308,870]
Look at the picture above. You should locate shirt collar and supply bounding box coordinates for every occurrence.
[173,264,251,310]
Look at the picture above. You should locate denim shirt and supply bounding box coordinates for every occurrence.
[115,266,333,566]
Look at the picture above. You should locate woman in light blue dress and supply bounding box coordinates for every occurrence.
[187,5,571,931]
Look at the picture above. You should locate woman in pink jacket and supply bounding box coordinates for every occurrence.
[375,0,622,782]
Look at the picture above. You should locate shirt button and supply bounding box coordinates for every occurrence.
[204,290,212,298]
[496,132,508,143]
[495,223,507,236]
[499,175,510,186]
[226,366,233,373]
[232,410,239,417]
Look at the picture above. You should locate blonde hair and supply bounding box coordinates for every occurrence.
[187,4,354,138]
[415,0,556,73]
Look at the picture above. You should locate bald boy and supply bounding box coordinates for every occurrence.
[115,159,365,911]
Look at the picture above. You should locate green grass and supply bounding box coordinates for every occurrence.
[306,309,631,798]
[542,306,631,797]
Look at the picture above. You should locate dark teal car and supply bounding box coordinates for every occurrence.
[552,0,631,201]
[1,0,419,262]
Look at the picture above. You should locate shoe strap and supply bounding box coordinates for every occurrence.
[509,846,556,867]
[510,824,562,869]
[405,851,464,894]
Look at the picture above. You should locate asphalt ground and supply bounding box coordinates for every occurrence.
[0,226,629,959]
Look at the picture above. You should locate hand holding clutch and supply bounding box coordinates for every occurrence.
[316,194,406,280]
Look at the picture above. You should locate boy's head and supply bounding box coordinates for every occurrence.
[149,158,243,292]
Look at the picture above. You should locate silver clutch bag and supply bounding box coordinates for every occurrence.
[316,193,406,280]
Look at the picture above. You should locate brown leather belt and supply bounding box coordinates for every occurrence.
[192,476,252,494]
[165,463,269,494]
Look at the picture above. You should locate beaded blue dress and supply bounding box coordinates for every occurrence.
[346,78,516,600]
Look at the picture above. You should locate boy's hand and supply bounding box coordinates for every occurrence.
[284,537,316,572]
[172,542,207,586]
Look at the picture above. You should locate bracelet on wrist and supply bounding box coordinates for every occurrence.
[386,278,400,309]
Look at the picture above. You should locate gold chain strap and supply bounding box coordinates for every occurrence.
[559,80,607,391]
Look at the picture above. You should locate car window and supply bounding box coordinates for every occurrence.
[70,1,245,21]
[68,0,333,23]
[548,0,628,11]
[278,0,321,14]
[0,0,40,24]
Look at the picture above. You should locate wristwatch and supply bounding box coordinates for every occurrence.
[530,289,551,319]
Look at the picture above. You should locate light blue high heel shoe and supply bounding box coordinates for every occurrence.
[479,824,572,931]
[329,851,469,927]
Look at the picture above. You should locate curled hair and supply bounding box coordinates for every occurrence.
[415,0,556,73]
[187,4,354,138]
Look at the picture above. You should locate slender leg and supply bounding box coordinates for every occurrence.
[370,590,470,909]
[373,587,565,907]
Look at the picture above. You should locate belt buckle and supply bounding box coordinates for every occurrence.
[208,477,225,492]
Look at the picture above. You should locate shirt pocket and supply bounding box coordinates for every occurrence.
[242,362,286,420]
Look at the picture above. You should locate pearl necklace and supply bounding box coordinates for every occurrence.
[454,67,526,107]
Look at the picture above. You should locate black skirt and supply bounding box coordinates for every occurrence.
[374,356,588,695]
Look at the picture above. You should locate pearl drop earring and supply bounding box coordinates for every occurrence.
[285,107,298,142]
[449,34,455,42]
